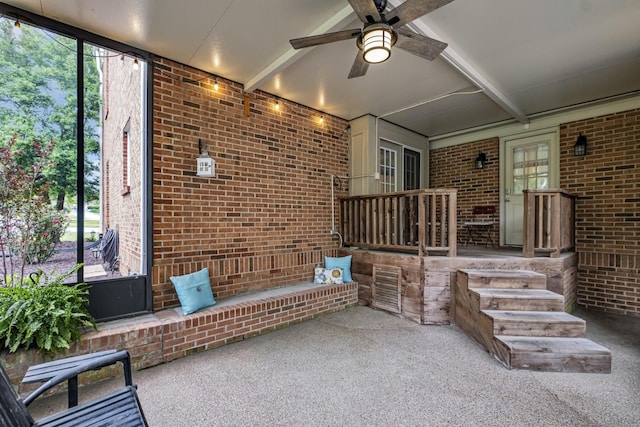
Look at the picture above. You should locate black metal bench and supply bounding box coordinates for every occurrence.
[1,350,147,426]
[22,349,118,408]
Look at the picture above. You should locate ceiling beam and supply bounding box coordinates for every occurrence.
[244,4,356,93]
[387,0,529,125]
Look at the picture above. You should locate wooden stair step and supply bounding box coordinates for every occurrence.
[471,288,564,311]
[483,310,586,337]
[458,269,547,290]
[495,336,611,373]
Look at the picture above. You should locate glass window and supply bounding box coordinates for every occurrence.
[379,146,397,193]
[403,148,420,190]
[0,11,151,321]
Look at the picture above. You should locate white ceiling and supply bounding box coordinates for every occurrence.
[3,0,640,138]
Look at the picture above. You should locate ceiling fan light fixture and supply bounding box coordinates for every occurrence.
[362,24,396,64]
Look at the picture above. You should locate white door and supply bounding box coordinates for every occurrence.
[503,132,558,246]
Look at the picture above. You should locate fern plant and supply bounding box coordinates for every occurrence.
[0,264,97,355]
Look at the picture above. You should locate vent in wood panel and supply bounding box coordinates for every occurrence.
[372,265,402,314]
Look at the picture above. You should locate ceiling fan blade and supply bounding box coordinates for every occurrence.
[387,0,455,28]
[394,29,448,61]
[290,28,362,49]
[348,0,382,23]
[348,51,369,79]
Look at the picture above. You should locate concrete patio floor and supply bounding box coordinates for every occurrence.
[29,306,639,426]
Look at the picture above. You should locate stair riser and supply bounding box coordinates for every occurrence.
[495,337,612,374]
[467,276,547,290]
[478,297,564,312]
[508,353,612,373]
[493,322,586,337]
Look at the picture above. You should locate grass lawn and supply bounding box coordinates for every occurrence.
[61,217,100,242]
[67,218,100,229]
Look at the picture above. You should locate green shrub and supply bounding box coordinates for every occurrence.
[0,264,97,355]
[17,209,68,264]
[1,135,69,280]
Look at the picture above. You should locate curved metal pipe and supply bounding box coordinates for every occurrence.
[330,174,346,248]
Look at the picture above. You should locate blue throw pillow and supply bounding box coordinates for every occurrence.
[170,267,216,315]
[325,255,352,283]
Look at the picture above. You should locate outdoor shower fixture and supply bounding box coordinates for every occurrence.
[331,174,348,248]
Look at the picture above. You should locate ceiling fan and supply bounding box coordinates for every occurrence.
[289,0,453,78]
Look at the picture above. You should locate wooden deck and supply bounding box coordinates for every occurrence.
[342,246,607,372]
[341,244,578,325]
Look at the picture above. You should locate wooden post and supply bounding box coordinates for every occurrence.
[392,196,399,246]
[430,193,437,248]
[372,198,379,245]
[440,193,446,250]
[523,190,535,257]
[448,191,457,257]
[385,197,392,245]
[551,193,561,258]
[365,199,371,244]
[418,193,426,256]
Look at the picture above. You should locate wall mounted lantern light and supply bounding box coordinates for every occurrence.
[475,152,487,169]
[574,133,587,156]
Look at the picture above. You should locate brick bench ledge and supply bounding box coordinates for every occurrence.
[155,281,358,362]
[5,282,358,389]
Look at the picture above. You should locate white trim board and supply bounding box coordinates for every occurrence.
[430,93,640,149]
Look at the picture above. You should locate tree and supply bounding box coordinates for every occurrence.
[0,18,101,210]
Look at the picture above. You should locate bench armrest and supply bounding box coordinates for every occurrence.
[23,350,133,406]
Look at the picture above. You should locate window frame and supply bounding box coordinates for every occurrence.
[379,145,398,193]
[0,3,155,321]
[379,138,424,192]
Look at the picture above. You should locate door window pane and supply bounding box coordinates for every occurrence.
[511,142,549,195]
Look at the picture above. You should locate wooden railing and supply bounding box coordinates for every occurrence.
[339,189,457,257]
[523,189,576,258]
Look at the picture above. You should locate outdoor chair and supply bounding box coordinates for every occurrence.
[464,205,496,247]
[0,350,148,426]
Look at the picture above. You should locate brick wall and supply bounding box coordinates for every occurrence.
[101,53,143,275]
[560,108,640,316]
[429,137,500,245]
[430,108,640,317]
[152,58,349,310]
